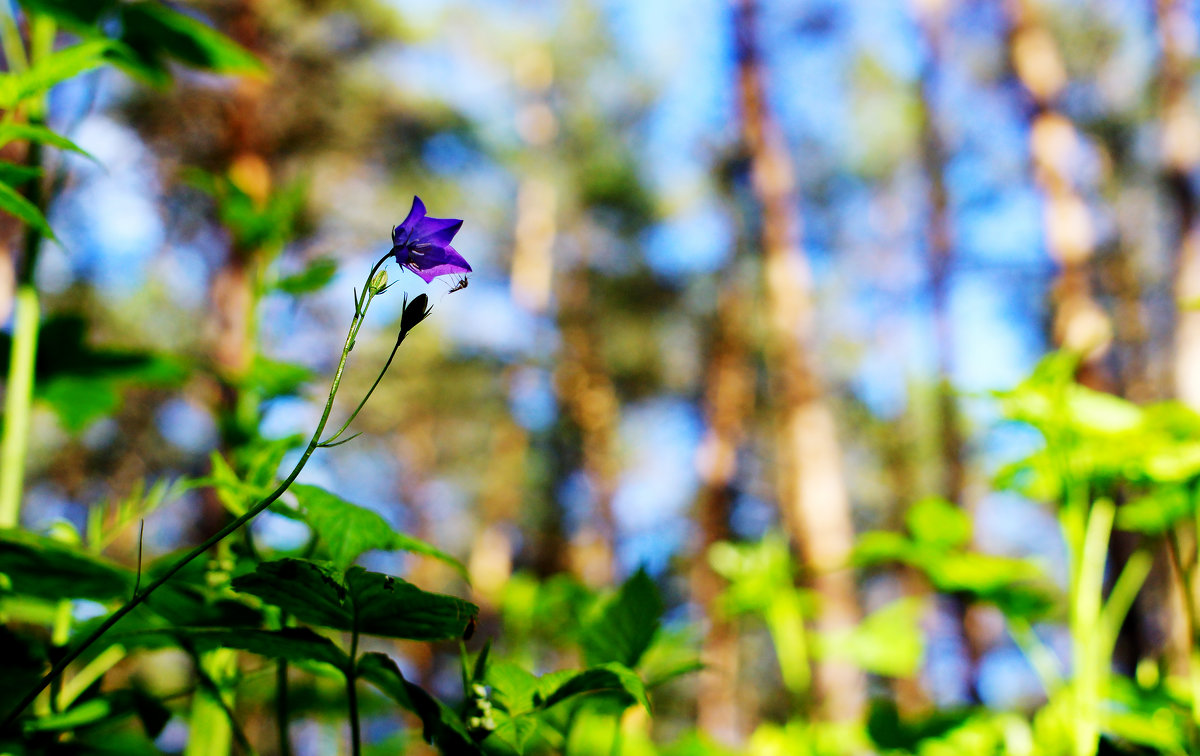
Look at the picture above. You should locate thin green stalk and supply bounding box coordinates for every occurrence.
[0,276,39,526]
[347,625,361,756]
[0,15,53,528]
[2,254,394,728]
[276,660,292,756]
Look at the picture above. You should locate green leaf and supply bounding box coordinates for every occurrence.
[0,179,53,239]
[818,598,924,678]
[905,497,970,550]
[231,558,477,640]
[0,528,132,600]
[240,356,313,399]
[118,2,264,76]
[134,627,349,670]
[579,568,662,668]
[275,257,338,295]
[357,652,480,753]
[286,484,468,578]
[0,122,94,158]
[0,161,41,187]
[1117,488,1195,534]
[0,40,112,108]
[541,662,650,713]
[39,375,120,432]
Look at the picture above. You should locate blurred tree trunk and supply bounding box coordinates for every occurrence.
[692,272,753,742]
[1006,0,1111,383]
[1156,0,1200,679]
[556,251,620,588]
[731,0,865,721]
[910,0,968,707]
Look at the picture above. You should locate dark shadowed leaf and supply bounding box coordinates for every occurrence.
[128,627,348,670]
[0,529,132,600]
[358,652,480,754]
[0,162,41,187]
[578,568,662,668]
[541,663,650,713]
[231,558,477,640]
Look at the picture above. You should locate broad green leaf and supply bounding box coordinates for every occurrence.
[357,652,480,754]
[23,689,167,736]
[275,258,338,295]
[40,375,120,432]
[0,161,41,187]
[851,531,917,568]
[231,558,477,640]
[0,529,132,600]
[241,355,313,399]
[0,122,93,157]
[905,497,970,549]
[0,316,187,432]
[1117,488,1194,534]
[578,568,662,668]
[130,627,348,670]
[287,484,467,578]
[0,179,53,239]
[818,598,924,678]
[485,662,541,715]
[541,662,650,713]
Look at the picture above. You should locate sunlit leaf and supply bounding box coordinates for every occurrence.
[905,497,971,550]
[285,484,468,578]
[0,122,93,158]
[579,568,662,668]
[275,257,337,295]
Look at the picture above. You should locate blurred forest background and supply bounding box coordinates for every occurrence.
[8,0,1200,754]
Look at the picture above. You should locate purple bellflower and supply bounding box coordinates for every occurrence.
[391,196,472,283]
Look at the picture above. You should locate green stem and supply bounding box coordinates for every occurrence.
[320,337,403,447]
[0,284,39,527]
[347,625,361,756]
[2,254,394,728]
[276,659,291,756]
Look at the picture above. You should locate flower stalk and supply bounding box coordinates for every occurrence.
[2,251,398,728]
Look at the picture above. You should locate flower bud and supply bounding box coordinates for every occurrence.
[398,293,431,342]
[369,268,388,295]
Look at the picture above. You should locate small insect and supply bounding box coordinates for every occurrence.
[447,275,470,294]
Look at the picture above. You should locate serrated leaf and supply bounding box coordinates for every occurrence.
[541,662,650,713]
[357,652,480,753]
[287,484,467,578]
[578,568,662,668]
[231,558,477,641]
[0,529,133,600]
[275,258,337,295]
[0,179,53,239]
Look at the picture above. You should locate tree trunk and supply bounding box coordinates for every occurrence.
[731,0,865,722]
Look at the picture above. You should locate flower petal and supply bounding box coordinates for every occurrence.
[412,216,463,246]
[392,196,427,243]
[409,245,472,283]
